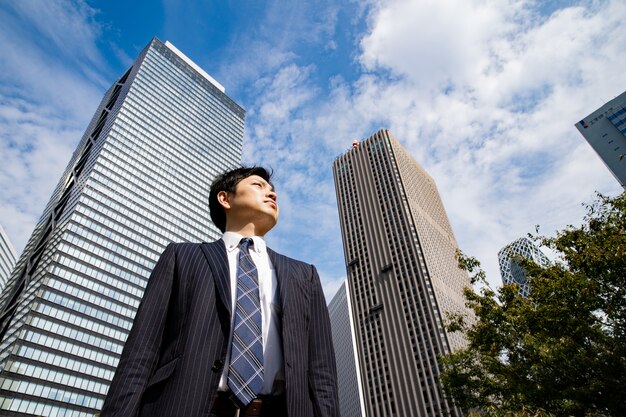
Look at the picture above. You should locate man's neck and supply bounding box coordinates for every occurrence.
[225,224,266,238]
[226,222,269,237]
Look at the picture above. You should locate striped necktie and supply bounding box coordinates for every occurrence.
[228,238,264,406]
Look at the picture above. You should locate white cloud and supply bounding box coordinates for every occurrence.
[0,1,107,253]
[345,0,625,284]
[3,0,625,300]
[215,0,341,95]
[7,0,105,69]
[0,99,81,252]
[243,0,626,294]
[257,64,318,123]
[361,0,521,89]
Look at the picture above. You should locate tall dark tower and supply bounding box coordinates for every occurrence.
[0,38,244,416]
[333,129,470,417]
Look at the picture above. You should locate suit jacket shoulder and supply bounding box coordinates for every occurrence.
[267,247,316,275]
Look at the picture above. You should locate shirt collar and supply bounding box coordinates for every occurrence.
[222,231,267,255]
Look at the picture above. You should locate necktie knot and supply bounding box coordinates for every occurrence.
[239,237,253,252]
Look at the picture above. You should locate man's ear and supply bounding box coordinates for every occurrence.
[217,191,231,210]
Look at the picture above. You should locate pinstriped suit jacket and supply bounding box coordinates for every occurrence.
[100,240,339,417]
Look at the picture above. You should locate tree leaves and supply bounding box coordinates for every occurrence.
[441,193,626,417]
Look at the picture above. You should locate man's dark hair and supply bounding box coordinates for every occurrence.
[209,166,273,233]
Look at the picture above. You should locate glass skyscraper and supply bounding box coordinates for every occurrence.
[333,130,470,417]
[498,237,550,297]
[0,38,244,416]
[576,90,626,188]
[0,224,18,294]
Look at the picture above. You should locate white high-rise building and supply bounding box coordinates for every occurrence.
[498,237,550,297]
[576,90,626,188]
[0,38,244,416]
[328,280,365,417]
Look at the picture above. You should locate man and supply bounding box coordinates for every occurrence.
[101,167,339,417]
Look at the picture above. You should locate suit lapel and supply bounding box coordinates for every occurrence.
[267,248,289,311]
[200,240,231,316]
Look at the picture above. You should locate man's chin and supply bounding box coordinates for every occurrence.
[259,216,278,235]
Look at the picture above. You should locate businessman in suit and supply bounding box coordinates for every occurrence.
[100,167,339,417]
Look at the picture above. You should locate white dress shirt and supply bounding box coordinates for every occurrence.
[218,232,285,395]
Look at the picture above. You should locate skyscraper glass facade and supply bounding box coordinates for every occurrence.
[0,38,244,416]
[333,129,470,417]
[0,224,18,294]
[498,237,550,297]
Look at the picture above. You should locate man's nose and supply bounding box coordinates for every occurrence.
[267,190,277,201]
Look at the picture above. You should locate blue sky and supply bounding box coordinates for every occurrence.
[0,0,624,300]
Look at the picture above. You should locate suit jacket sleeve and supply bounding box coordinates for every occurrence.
[308,265,340,417]
[100,243,176,417]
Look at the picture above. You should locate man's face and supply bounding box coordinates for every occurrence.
[220,175,279,234]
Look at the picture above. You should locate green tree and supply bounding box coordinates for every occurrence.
[440,193,626,417]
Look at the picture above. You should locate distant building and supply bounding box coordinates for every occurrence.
[333,129,470,417]
[0,38,243,416]
[0,224,17,293]
[328,280,365,417]
[498,237,550,297]
[576,90,626,187]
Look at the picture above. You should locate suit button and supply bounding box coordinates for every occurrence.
[212,359,224,372]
